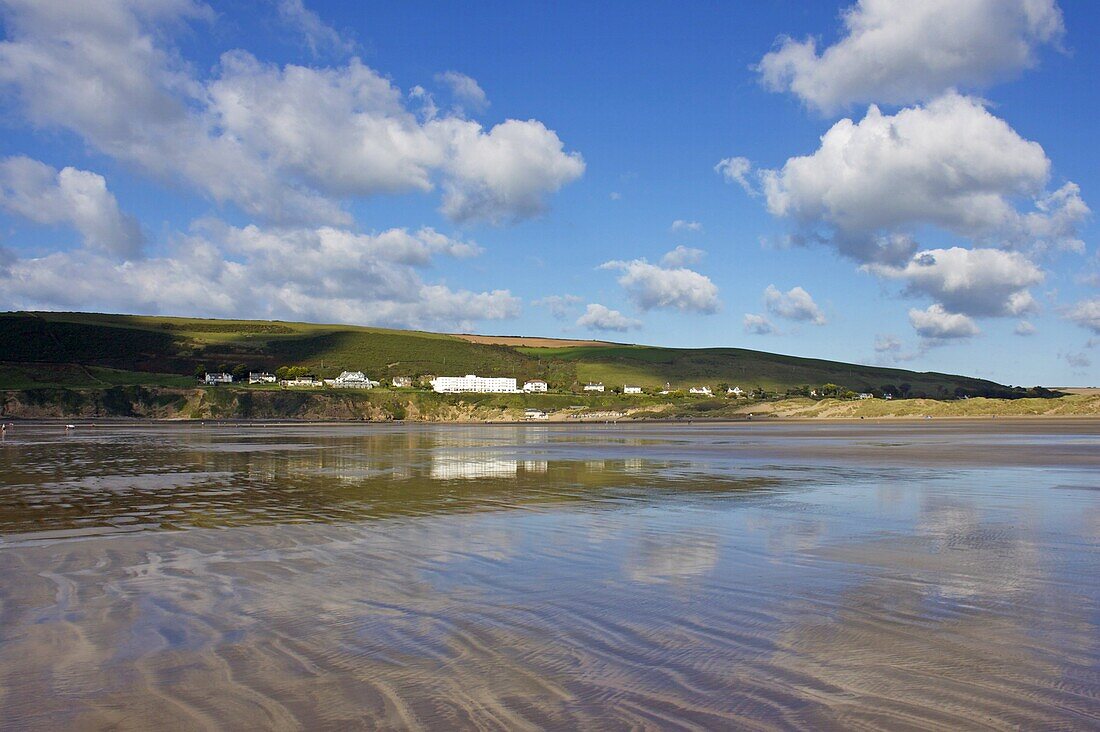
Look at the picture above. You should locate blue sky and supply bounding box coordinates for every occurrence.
[1,0,1098,386]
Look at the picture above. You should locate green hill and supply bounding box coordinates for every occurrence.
[0,311,1045,399]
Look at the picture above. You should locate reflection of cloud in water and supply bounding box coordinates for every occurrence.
[915,497,1039,600]
[624,530,719,584]
[766,563,1096,730]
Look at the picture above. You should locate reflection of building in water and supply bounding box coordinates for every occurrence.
[430,453,519,480]
[523,460,548,473]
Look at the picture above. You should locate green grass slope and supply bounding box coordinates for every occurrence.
[517,344,1020,398]
[0,311,1035,398]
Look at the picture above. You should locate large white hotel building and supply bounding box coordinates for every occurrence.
[430,374,520,393]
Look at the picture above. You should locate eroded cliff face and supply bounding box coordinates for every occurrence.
[8,386,1090,422]
[0,387,518,422]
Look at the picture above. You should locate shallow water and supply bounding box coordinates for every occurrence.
[1,421,1098,730]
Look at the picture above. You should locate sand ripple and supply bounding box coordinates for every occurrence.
[1,421,1098,729]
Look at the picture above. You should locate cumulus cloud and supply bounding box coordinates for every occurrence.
[576,303,641,332]
[599,257,720,313]
[670,219,702,234]
[908,304,980,341]
[0,0,583,225]
[435,70,489,114]
[743,313,775,335]
[0,221,517,330]
[868,247,1043,318]
[533,294,582,320]
[1014,321,1036,336]
[757,0,1064,112]
[0,156,144,259]
[714,156,754,194]
[761,94,1087,265]
[438,118,585,223]
[1066,298,1100,334]
[763,284,826,324]
[660,245,705,268]
[277,0,355,57]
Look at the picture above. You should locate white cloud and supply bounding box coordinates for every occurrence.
[714,156,755,194]
[763,284,826,324]
[533,294,582,320]
[277,0,355,57]
[438,118,585,224]
[909,304,980,340]
[599,258,720,313]
[868,247,1043,317]
[670,219,703,233]
[1014,321,1036,336]
[660,245,705,268]
[435,70,489,114]
[0,156,143,259]
[757,0,1064,112]
[874,334,901,353]
[761,93,1087,265]
[0,221,518,330]
[743,313,775,335]
[609,191,622,201]
[576,304,641,332]
[1066,298,1100,334]
[1026,183,1090,254]
[872,333,921,363]
[0,1,583,225]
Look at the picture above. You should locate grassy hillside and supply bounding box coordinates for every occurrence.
[517,344,1021,398]
[0,311,1043,399]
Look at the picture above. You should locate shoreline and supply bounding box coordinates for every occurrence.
[7,413,1100,426]
[4,385,1098,422]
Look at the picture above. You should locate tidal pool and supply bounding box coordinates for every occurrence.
[0,421,1098,730]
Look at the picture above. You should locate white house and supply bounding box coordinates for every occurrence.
[327,371,373,389]
[727,386,744,396]
[857,392,874,400]
[430,374,520,393]
[391,376,413,388]
[583,382,605,392]
[523,379,548,393]
[204,372,233,385]
[248,372,276,384]
[688,386,712,396]
[524,408,549,420]
[280,376,322,388]
[624,385,643,394]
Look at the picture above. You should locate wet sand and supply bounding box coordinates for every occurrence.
[1,421,1098,730]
